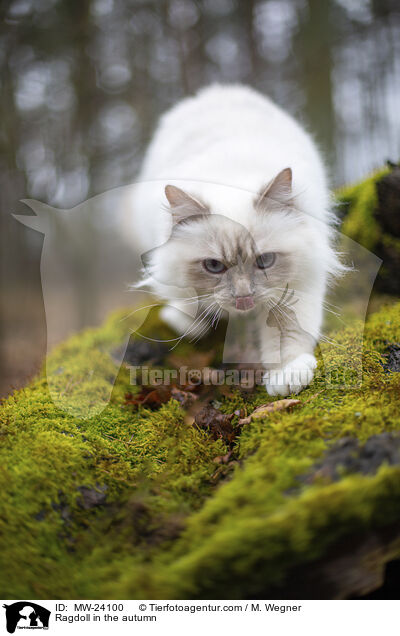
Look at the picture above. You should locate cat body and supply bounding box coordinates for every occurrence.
[128,84,341,395]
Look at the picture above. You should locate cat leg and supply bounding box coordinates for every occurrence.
[261,292,322,396]
[258,313,283,367]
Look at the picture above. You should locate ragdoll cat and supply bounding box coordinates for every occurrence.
[128,85,342,395]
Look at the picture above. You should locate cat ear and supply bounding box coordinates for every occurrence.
[256,167,293,209]
[165,185,208,224]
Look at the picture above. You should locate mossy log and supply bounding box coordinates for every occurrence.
[1,167,400,600]
[1,297,400,599]
[338,162,400,295]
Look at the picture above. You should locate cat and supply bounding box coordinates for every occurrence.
[127,84,343,395]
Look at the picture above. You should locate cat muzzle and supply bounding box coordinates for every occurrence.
[235,295,255,311]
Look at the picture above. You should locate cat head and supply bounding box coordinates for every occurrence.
[143,169,336,313]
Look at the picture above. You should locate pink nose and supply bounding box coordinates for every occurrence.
[235,295,255,311]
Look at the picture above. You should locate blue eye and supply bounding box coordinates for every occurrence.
[203,258,226,274]
[256,252,276,269]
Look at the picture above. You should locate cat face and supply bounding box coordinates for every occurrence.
[150,213,305,313]
[191,215,294,312]
[143,170,323,315]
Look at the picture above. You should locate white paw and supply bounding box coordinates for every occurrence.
[264,353,317,396]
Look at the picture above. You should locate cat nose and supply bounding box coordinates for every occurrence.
[235,295,255,310]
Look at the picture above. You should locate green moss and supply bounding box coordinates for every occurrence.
[1,293,400,599]
[337,165,400,288]
[338,166,390,251]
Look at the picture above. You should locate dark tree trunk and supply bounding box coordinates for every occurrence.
[374,167,400,295]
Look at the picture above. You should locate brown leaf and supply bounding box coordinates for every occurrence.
[238,399,301,424]
[237,416,252,426]
[253,399,300,417]
[302,391,323,404]
[193,405,235,443]
[183,414,195,427]
[213,450,233,464]
[171,387,199,408]
[125,386,172,409]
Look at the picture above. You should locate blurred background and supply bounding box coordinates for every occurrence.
[1,0,400,396]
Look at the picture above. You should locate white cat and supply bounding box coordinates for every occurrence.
[127,84,342,395]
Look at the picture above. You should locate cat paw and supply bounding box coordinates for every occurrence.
[264,353,317,396]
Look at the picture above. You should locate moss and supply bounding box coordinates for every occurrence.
[337,165,400,297]
[1,293,400,599]
[338,167,390,251]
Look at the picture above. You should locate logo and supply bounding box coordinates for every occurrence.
[13,182,381,417]
[2,603,50,634]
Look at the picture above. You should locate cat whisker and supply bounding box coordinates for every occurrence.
[189,303,219,343]
[121,292,215,324]
[215,308,223,330]
[318,334,346,349]
[212,306,222,329]
[271,286,342,319]
[121,302,162,322]
[168,302,217,350]
[127,285,212,303]
[127,333,181,343]
[271,307,289,329]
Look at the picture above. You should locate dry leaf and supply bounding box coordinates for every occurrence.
[171,387,199,408]
[213,451,233,464]
[238,399,300,424]
[125,386,172,409]
[193,405,235,443]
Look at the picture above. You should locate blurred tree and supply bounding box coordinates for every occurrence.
[293,0,336,168]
